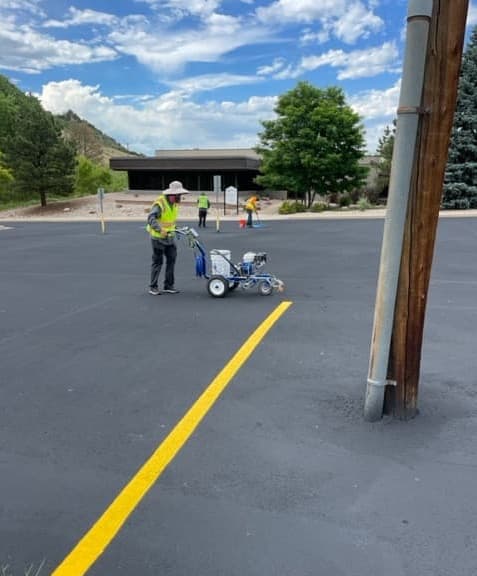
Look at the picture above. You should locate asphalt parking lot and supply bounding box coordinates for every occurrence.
[1,218,477,576]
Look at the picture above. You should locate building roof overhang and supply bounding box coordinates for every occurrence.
[110,149,261,171]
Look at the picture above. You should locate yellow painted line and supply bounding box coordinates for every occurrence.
[52,300,293,576]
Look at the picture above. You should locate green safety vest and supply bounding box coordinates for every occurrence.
[198,195,209,209]
[146,195,178,239]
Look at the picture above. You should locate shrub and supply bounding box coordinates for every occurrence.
[339,193,352,207]
[357,196,372,211]
[278,200,307,214]
[310,202,328,212]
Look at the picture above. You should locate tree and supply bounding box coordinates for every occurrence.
[0,150,13,192]
[255,82,368,207]
[373,120,396,199]
[74,155,112,197]
[5,94,76,206]
[442,26,477,209]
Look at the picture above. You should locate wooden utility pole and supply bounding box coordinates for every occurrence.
[384,0,469,418]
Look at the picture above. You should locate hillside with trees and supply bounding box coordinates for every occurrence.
[57,109,141,166]
[0,74,137,208]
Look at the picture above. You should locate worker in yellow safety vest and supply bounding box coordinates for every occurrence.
[146,180,189,295]
[245,195,259,227]
[197,191,210,228]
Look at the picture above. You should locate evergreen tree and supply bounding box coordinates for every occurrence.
[256,82,368,208]
[373,120,396,199]
[5,93,76,206]
[442,26,477,209]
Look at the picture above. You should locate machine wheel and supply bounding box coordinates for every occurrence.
[228,280,240,291]
[208,275,229,298]
[258,280,273,296]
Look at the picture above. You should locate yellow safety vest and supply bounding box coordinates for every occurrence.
[198,195,209,209]
[147,195,178,239]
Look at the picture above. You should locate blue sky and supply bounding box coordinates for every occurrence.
[1,0,476,155]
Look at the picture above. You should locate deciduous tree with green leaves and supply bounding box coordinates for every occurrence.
[74,155,112,197]
[255,82,368,207]
[0,150,13,191]
[442,26,477,209]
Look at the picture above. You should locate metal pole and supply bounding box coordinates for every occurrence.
[213,175,221,233]
[364,0,433,422]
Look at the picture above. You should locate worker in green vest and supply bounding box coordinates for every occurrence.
[197,191,210,228]
[146,180,189,295]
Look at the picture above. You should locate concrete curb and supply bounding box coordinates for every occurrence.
[2,209,477,223]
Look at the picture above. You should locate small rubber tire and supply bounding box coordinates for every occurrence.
[208,275,229,298]
[228,280,240,291]
[258,280,273,296]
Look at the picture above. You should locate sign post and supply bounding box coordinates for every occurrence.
[97,188,106,234]
[213,175,221,233]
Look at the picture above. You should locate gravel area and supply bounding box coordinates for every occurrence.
[1,192,474,221]
[0,192,285,221]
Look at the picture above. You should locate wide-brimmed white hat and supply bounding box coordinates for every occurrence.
[163,180,189,195]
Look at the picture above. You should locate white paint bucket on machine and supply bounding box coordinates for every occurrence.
[210,250,231,277]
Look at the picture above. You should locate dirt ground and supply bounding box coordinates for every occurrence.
[0,192,288,221]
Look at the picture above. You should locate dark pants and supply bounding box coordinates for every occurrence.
[150,239,177,290]
[198,208,208,227]
[246,209,253,227]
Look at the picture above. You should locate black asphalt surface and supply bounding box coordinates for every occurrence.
[1,219,476,576]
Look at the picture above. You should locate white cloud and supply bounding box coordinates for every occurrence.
[348,80,400,121]
[133,0,221,17]
[39,79,276,153]
[256,0,383,44]
[38,77,401,155]
[348,80,401,153]
[43,7,118,28]
[0,0,44,16]
[108,15,270,74]
[0,22,117,73]
[332,2,384,43]
[257,58,286,76]
[168,73,262,94]
[300,28,330,46]
[273,42,399,80]
[468,3,477,26]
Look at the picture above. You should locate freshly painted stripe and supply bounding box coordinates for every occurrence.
[52,300,293,575]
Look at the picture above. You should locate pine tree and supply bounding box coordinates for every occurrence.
[442,26,477,209]
[373,120,396,199]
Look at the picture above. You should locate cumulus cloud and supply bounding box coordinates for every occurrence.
[39,79,276,153]
[348,80,401,152]
[348,80,400,120]
[43,7,118,28]
[0,22,117,73]
[38,77,400,155]
[271,41,399,80]
[256,0,383,44]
